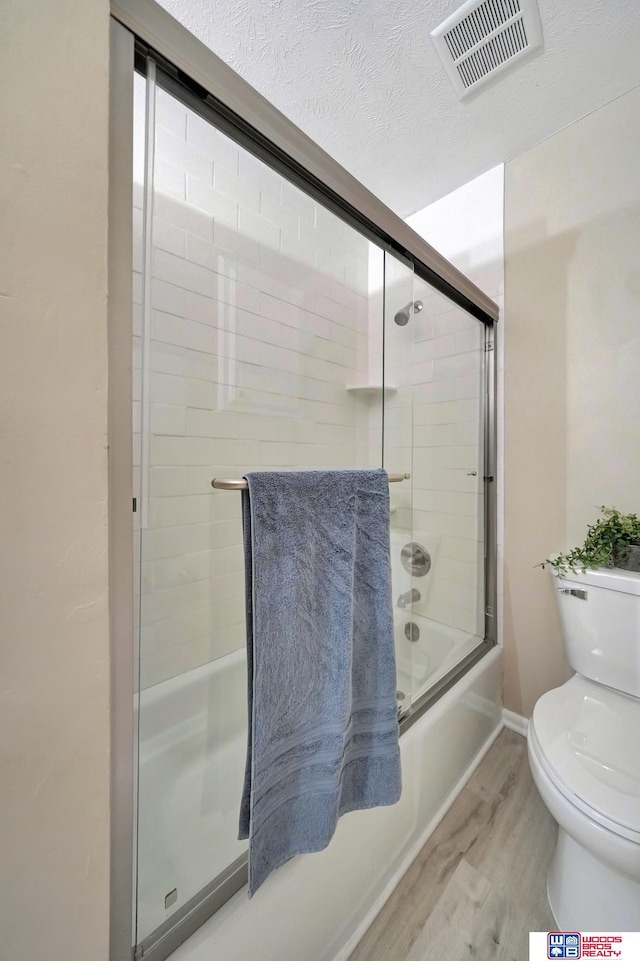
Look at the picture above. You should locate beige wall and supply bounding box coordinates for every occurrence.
[504,84,640,717]
[0,2,111,960]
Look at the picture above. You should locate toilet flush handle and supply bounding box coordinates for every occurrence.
[558,588,588,600]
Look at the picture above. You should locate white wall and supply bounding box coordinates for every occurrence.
[0,2,111,960]
[504,84,640,717]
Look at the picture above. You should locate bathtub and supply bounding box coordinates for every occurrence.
[137,641,502,961]
[136,649,248,941]
[395,614,485,707]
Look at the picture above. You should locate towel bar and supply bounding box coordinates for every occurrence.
[211,472,410,491]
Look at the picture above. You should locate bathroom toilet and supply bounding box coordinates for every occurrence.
[528,566,640,931]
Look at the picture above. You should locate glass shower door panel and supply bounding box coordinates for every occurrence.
[382,252,415,716]
[134,73,384,947]
[134,71,251,947]
[409,278,486,701]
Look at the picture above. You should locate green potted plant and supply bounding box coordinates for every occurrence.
[540,506,640,576]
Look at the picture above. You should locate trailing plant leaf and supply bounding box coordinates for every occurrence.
[538,506,640,576]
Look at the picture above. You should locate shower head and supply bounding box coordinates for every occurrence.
[393,300,423,326]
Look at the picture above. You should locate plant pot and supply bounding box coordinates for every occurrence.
[613,544,640,572]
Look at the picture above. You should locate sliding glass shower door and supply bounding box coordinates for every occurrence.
[133,65,393,953]
[382,261,486,708]
[381,252,415,718]
[132,54,490,959]
[404,276,487,702]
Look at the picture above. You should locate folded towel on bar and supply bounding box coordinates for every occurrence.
[238,468,401,896]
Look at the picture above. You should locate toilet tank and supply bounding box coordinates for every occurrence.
[551,565,640,698]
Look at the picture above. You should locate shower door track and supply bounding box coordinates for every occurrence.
[108,3,500,960]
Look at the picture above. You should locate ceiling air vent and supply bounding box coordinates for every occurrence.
[431,0,543,99]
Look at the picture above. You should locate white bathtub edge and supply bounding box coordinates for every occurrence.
[502,708,528,738]
[331,715,505,961]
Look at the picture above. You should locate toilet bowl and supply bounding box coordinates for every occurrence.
[528,565,640,930]
[528,675,640,930]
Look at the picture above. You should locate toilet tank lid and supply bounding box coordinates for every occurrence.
[550,561,640,595]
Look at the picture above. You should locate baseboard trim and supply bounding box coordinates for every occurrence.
[332,718,505,961]
[502,708,529,738]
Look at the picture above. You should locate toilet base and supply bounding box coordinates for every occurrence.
[549,829,640,931]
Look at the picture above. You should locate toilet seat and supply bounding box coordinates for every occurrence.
[530,675,640,843]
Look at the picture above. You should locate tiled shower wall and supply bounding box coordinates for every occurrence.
[133,76,502,689]
[134,81,372,688]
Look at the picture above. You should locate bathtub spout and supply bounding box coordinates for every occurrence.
[397,588,420,609]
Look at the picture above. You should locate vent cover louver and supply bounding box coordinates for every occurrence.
[431,0,543,99]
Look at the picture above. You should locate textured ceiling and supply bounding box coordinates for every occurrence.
[156,0,640,216]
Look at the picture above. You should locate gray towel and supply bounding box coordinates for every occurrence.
[238,469,401,896]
